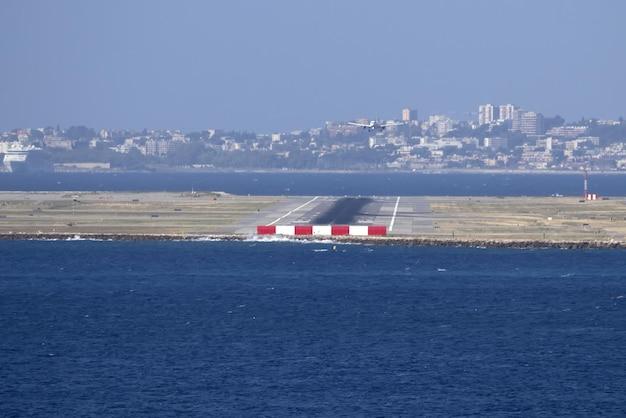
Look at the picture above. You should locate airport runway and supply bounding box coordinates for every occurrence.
[235,196,433,235]
[3,193,625,242]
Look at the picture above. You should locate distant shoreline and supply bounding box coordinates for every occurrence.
[12,167,626,175]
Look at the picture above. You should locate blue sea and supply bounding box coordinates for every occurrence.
[2,171,626,196]
[2,240,626,416]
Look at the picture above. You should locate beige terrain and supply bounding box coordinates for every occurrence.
[427,196,626,243]
[0,192,280,235]
[0,192,624,244]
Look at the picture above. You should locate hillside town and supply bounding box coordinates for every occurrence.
[2,104,626,172]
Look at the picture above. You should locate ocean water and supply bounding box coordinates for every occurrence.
[2,171,626,196]
[2,240,626,416]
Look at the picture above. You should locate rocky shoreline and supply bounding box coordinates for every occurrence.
[1,232,625,250]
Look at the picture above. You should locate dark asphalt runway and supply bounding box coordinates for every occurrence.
[311,197,373,224]
[236,196,434,235]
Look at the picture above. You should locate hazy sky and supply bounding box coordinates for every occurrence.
[1,0,625,132]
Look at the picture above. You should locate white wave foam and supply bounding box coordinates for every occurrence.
[66,235,85,241]
[27,234,356,245]
[190,236,230,242]
[244,235,355,245]
[27,235,111,242]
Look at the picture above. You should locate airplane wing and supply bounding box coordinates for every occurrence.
[347,122,370,127]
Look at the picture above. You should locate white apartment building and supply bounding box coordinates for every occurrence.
[478,104,497,125]
[498,104,517,121]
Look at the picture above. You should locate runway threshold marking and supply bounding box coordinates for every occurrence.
[388,196,400,232]
[268,196,320,225]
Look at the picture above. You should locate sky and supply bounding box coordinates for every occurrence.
[1,0,625,132]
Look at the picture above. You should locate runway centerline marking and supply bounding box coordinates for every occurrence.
[268,196,319,225]
[389,196,400,232]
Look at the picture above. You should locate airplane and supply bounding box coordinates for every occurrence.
[347,120,404,131]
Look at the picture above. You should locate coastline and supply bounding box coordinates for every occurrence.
[1,232,624,249]
[5,166,626,175]
[39,167,626,175]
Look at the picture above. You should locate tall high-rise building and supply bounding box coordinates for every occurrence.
[402,108,418,122]
[478,104,498,125]
[498,104,517,121]
[511,109,522,131]
[512,110,544,135]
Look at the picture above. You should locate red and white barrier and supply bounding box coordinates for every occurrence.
[256,225,387,236]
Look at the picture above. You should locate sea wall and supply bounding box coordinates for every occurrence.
[1,232,624,250]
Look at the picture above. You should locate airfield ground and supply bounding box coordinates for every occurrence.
[0,192,625,244]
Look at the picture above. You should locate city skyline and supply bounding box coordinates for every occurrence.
[3,101,626,174]
[0,102,619,135]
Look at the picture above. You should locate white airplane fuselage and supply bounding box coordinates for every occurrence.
[348,120,402,132]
